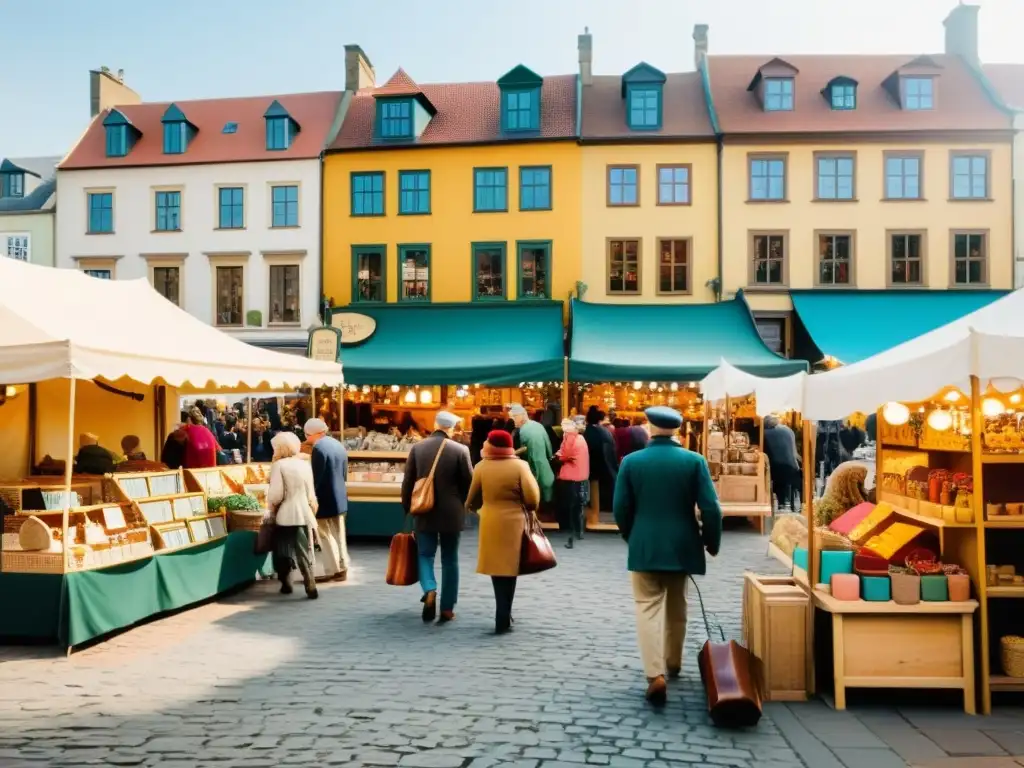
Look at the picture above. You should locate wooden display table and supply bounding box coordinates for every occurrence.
[812,587,978,713]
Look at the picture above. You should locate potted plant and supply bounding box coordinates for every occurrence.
[907,555,948,601]
[944,563,971,602]
[889,564,921,605]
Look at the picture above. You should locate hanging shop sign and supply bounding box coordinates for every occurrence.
[330,312,377,345]
[307,326,342,362]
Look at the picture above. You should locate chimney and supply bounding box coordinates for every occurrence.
[944,3,980,69]
[693,24,709,70]
[89,67,141,118]
[578,28,592,87]
[344,45,376,92]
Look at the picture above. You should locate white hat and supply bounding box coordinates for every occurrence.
[435,411,461,429]
[561,418,577,434]
[508,404,527,416]
[303,418,329,437]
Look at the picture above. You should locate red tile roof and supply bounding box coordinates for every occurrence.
[60,91,342,170]
[707,54,1010,134]
[581,73,714,140]
[985,63,1024,111]
[329,74,577,151]
[374,69,423,98]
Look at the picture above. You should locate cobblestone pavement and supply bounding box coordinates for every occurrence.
[0,525,807,768]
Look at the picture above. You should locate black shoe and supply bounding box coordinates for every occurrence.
[495,622,513,635]
[280,582,293,595]
[306,587,319,600]
[422,590,437,623]
[565,537,574,549]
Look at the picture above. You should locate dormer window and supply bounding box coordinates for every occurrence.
[765,78,794,111]
[161,104,197,155]
[103,109,140,158]
[264,100,300,151]
[903,77,934,110]
[373,69,437,141]
[0,172,24,198]
[621,63,666,131]
[498,65,543,132]
[825,77,857,110]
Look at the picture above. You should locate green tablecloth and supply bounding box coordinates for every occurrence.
[347,500,406,538]
[0,531,270,649]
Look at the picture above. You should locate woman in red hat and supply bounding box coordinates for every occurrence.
[467,430,541,634]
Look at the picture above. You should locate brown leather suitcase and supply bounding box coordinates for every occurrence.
[691,577,763,728]
[385,531,419,586]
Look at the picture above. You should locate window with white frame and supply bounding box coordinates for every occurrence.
[4,233,29,261]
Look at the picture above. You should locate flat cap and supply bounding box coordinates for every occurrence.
[508,404,527,416]
[435,411,461,429]
[645,406,683,430]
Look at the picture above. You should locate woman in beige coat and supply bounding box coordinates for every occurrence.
[468,430,541,634]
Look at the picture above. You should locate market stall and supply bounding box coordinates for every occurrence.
[325,302,566,537]
[792,288,1024,714]
[569,295,806,530]
[0,258,342,649]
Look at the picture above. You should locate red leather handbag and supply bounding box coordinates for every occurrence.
[385,525,419,586]
[519,509,557,575]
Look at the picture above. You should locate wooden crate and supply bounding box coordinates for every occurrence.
[742,573,809,702]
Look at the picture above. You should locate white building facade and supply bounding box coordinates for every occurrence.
[56,90,344,351]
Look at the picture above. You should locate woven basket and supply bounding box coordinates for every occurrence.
[0,550,65,574]
[229,511,263,533]
[1001,636,1024,678]
[814,527,857,551]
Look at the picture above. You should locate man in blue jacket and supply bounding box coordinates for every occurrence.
[305,418,350,582]
[613,406,723,706]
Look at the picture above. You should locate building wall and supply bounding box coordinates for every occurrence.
[0,211,55,266]
[581,142,719,303]
[0,387,29,480]
[322,142,582,305]
[1013,115,1024,289]
[55,159,322,344]
[721,140,1014,313]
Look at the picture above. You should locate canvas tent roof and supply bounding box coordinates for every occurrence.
[802,287,1024,421]
[700,360,806,417]
[0,258,342,390]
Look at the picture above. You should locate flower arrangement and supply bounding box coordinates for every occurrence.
[207,494,260,514]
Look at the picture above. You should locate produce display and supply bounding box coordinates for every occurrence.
[348,461,405,484]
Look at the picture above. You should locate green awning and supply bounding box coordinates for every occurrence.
[331,302,565,386]
[792,290,1008,365]
[569,295,806,382]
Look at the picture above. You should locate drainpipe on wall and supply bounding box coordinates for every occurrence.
[318,149,326,323]
[715,135,724,302]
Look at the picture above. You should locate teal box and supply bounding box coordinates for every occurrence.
[793,546,808,571]
[861,576,891,601]
[819,550,855,585]
[921,575,949,601]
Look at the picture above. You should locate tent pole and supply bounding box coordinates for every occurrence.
[337,387,344,434]
[62,377,77,571]
[246,397,253,461]
[802,419,817,697]
[561,357,569,418]
[702,400,710,458]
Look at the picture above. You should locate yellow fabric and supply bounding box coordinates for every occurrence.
[848,502,895,544]
[863,522,925,560]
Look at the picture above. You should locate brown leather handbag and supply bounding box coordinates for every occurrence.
[691,576,763,728]
[519,508,557,575]
[385,527,419,586]
[410,439,447,515]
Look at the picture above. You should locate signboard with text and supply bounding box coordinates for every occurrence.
[307,326,341,362]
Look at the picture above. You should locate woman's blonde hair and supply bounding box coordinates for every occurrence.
[271,431,302,460]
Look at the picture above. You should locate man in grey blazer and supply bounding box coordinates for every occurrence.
[401,411,473,624]
[304,418,350,581]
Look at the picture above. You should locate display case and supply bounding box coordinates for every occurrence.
[345,451,408,538]
[1,501,153,573]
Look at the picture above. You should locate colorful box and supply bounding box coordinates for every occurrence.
[861,576,891,601]
[921,575,949,601]
[862,522,926,561]
[831,573,860,601]
[848,502,896,544]
[820,550,855,585]
[829,502,876,536]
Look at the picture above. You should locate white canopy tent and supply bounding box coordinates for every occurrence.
[700,359,807,417]
[801,288,1024,421]
[0,257,342,390]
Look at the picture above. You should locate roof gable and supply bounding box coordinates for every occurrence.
[748,57,800,91]
[0,158,30,176]
[373,69,437,116]
[622,62,667,96]
[162,103,189,123]
[581,72,715,140]
[498,65,543,89]
[102,108,134,128]
[263,99,291,119]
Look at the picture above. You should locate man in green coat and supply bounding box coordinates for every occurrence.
[613,406,722,706]
[509,404,555,503]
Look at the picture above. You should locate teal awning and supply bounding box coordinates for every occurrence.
[331,302,565,386]
[792,290,1008,365]
[569,295,806,382]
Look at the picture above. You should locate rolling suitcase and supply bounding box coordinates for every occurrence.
[690,576,763,728]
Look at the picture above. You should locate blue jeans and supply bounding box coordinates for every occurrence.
[417,531,460,613]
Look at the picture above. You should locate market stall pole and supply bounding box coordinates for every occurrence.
[60,377,76,574]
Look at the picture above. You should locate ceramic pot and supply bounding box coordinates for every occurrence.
[890,572,921,605]
[947,573,971,602]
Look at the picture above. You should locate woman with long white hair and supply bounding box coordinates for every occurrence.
[267,431,321,599]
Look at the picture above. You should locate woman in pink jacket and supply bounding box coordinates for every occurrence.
[556,418,591,549]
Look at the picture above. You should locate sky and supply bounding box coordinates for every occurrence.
[2,0,1022,157]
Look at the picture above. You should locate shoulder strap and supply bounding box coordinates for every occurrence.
[424,439,447,483]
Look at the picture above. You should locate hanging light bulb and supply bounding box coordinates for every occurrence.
[390,385,400,393]
[670,383,679,392]
[404,389,417,404]
[944,390,962,403]
[632,381,642,390]
[927,409,953,432]
[1012,393,1022,405]
[882,402,910,426]
[419,390,433,404]
[982,397,1005,418]
[649,382,658,390]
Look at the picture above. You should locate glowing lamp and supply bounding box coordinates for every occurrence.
[982,397,1005,418]
[944,390,962,403]
[404,390,417,404]
[926,409,953,432]
[391,385,400,393]
[882,402,910,426]
[419,390,433,404]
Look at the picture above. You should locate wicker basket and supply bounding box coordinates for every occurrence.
[0,550,65,574]
[1001,635,1024,678]
[814,527,857,551]
[229,511,263,533]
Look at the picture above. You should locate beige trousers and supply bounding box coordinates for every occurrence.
[631,571,689,680]
[317,515,350,577]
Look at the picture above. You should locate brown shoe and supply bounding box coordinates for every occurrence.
[422,590,437,623]
[667,666,681,680]
[645,676,668,706]
[437,611,455,624]
[333,571,348,582]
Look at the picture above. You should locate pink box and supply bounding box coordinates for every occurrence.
[831,573,861,601]
[829,502,875,536]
